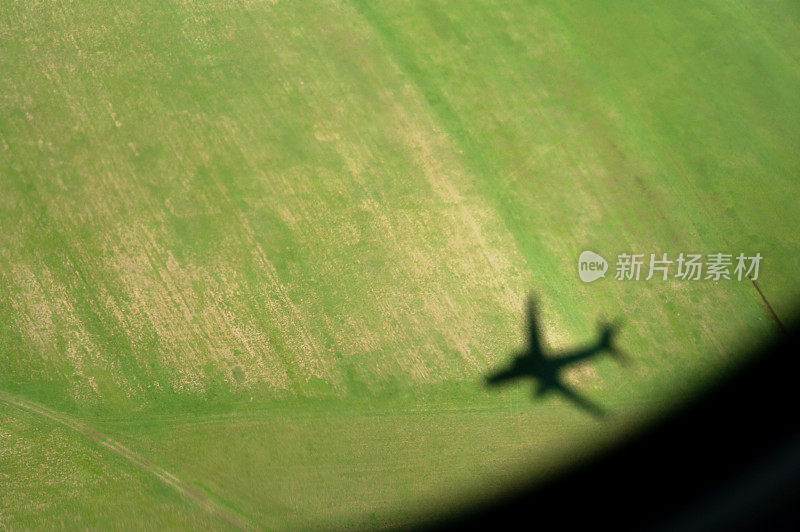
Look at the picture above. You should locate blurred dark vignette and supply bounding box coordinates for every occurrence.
[424,308,800,532]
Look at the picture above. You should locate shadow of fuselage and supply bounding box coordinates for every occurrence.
[485,296,625,418]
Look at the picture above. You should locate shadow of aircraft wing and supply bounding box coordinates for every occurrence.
[526,295,545,359]
[551,381,605,418]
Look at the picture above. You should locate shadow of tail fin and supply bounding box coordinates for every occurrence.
[600,319,630,366]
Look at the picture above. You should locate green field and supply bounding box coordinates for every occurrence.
[2,0,799,528]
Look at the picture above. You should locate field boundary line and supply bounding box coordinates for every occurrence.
[750,279,786,334]
[0,390,257,531]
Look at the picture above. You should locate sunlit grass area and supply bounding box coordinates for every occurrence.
[1,0,799,527]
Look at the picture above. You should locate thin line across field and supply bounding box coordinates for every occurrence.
[0,391,256,531]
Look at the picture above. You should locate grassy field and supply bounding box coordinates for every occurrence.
[1,0,799,528]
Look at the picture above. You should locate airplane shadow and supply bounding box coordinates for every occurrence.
[485,295,628,418]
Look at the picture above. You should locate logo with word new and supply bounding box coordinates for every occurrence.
[578,251,608,282]
[578,250,762,283]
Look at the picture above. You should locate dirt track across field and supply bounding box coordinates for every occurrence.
[0,391,255,531]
